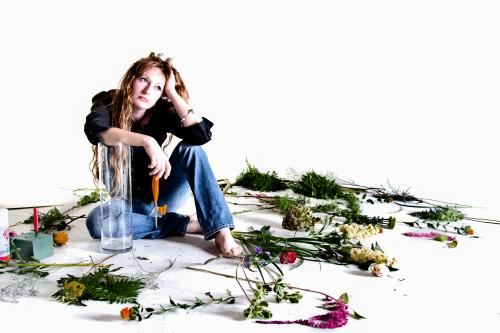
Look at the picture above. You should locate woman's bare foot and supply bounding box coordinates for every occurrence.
[215,228,243,257]
[186,214,203,234]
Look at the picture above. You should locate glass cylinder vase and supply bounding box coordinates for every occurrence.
[98,142,133,253]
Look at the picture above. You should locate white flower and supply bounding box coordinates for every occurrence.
[368,263,389,277]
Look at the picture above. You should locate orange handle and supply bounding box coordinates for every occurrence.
[152,175,159,204]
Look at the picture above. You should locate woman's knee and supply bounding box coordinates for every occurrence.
[175,141,207,161]
[86,206,102,239]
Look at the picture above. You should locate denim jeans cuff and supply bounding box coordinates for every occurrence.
[204,223,235,240]
[178,215,190,237]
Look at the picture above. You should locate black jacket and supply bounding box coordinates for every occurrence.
[84,90,213,200]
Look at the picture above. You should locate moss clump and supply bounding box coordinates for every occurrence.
[235,161,287,192]
[291,171,343,200]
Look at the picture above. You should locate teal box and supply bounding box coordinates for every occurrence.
[10,232,54,261]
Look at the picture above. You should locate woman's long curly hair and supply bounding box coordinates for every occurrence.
[90,52,190,194]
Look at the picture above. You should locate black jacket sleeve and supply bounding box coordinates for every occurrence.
[152,99,214,145]
[170,116,214,145]
[84,91,113,145]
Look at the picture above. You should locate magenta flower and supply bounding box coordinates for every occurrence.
[403,231,455,241]
[256,300,349,329]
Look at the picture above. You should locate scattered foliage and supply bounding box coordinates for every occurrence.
[234,161,287,192]
[119,290,235,321]
[409,205,465,222]
[290,171,343,200]
[76,191,100,207]
[53,266,145,306]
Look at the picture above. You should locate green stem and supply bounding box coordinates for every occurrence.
[235,264,252,302]
[232,206,273,215]
[186,266,262,284]
[8,262,108,268]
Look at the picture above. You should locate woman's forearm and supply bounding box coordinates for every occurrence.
[167,90,202,127]
[99,127,152,147]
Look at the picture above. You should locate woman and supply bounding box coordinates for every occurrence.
[84,52,242,256]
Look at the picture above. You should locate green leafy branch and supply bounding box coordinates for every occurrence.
[407,205,475,235]
[22,207,84,232]
[52,266,145,306]
[76,191,100,207]
[120,290,235,321]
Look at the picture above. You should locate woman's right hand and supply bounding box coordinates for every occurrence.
[143,136,171,179]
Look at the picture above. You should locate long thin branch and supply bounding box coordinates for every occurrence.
[186,266,337,301]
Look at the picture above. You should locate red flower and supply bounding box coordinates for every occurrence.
[279,251,297,264]
[465,226,474,235]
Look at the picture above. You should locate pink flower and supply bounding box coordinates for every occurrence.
[403,231,455,241]
[256,300,349,328]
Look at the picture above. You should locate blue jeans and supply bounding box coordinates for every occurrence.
[86,141,234,240]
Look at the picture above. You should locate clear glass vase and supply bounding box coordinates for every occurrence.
[98,142,133,253]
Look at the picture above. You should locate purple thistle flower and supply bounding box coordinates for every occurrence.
[254,246,263,255]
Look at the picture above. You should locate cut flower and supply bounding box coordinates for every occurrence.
[279,251,297,264]
[338,223,381,240]
[53,231,69,246]
[257,298,349,329]
[465,226,474,235]
[368,263,389,277]
[120,307,130,320]
[350,247,397,268]
[120,306,140,320]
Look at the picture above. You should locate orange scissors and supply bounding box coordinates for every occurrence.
[149,175,167,228]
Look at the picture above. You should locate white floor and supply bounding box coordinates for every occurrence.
[1,188,499,333]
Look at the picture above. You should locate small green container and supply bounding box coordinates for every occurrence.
[10,232,54,261]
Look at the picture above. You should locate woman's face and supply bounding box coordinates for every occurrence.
[131,66,166,111]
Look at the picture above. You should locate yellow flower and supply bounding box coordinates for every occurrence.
[63,280,85,300]
[157,204,168,216]
[53,231,69,246]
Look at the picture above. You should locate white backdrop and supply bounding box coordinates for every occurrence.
[1,0,498,218]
